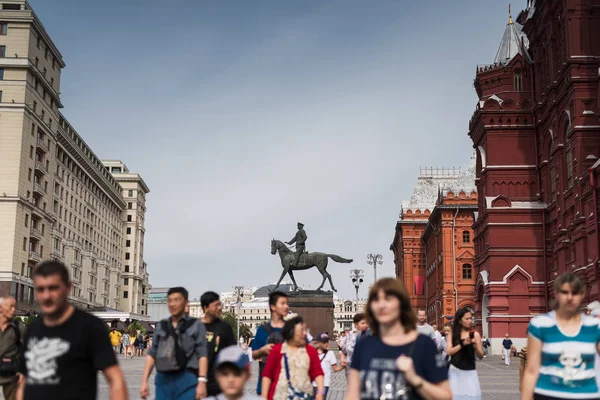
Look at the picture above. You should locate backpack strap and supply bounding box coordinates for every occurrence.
[179,318,196,333]
[262,322,273,335]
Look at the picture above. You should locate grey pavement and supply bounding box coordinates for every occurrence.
[2,353,520,399]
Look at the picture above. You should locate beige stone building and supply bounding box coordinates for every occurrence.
[0,0,150,312]
[103,161,150,315]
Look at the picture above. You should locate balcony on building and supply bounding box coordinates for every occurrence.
[33,182,45,196]
[30,226,43,241]
[28,250,41,263]
[35,161,47,175]
[36,138,48,154]
[50,249,62,260]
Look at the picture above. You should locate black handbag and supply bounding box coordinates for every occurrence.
[0,323,21,375]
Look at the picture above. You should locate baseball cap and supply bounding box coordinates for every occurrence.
[215,345,250,369]
[316,333,329,343]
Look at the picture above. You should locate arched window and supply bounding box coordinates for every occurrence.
[566,144,573,189]
[462,231,470,243]
[462,264,473,280]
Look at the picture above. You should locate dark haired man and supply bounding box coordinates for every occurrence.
[200,291,235,397]
[339,313,368,378]
[250,290,289,395]
[16,260,127,400]
[141,286,208,400]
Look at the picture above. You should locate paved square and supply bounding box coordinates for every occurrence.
[0,353,520,399]
[108,353,518,399]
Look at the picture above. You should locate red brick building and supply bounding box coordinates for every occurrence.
[469,0,600,351]
[422,184,477,328]
[391,158,476,320]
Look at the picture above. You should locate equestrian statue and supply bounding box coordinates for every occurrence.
[270,222,353,292]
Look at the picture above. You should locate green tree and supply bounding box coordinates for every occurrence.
[239,324,253,342]
[127,320,146,335]
[221,311,239,340]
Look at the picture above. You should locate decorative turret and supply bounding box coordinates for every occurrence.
[493,5,532,65]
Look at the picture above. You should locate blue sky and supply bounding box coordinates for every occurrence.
[30,0,517,300]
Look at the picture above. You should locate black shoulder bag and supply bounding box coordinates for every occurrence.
[0,322,22,375]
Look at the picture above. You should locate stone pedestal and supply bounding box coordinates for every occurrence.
[287,290,334,336]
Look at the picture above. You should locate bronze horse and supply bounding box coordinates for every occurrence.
[270,239,353,292]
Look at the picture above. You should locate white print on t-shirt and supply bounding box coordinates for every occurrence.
[360,358,410,399]
[24,337,71,385]
[540,350,596,387]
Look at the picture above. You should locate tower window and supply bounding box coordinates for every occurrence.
[0,23,6,35]
[514,71,522,91]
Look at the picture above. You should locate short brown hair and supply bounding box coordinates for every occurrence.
[365,278,416,336]
[353,313,365,324]
[554,272,585,295]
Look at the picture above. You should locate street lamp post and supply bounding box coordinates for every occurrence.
[349,269,364,312]
[366,253,383,282]
[233,286,244,344]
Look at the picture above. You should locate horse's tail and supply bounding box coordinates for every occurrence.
[327,254,353,264]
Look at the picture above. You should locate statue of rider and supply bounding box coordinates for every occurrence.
[286,222,307,267]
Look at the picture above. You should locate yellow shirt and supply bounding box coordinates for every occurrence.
[109,331,122,346]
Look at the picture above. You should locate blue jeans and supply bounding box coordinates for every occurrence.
[155,370,197,400]
[324,387,330,399]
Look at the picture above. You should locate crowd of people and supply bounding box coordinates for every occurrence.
[0,260,598,400]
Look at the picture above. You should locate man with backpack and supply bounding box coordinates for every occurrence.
[0,296,25,400]
[140,287,208,400]
[250,290,289,395]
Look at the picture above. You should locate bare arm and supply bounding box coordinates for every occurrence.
[409,379,452,400]
[314,375,325,395]
[473,332,484,360]
[332,364,345,372]
[520,335,541,400]
[253,343,274,360]
[16,375,25,400]
[346,369,362,400]
[261,377,271,400]
[140,355,155,399]
[104,364,128,400]
[446,331,463,356]
[141,355,155,384]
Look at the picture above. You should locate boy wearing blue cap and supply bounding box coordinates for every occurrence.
[206,346,261,400]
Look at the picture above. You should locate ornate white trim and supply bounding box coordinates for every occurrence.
[488,264,545,285]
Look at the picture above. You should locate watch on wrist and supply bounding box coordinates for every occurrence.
[198,376,208,383]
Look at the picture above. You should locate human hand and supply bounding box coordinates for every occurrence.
[261,343,274,356]
[140,380,150,399]
[396,355,417,381]
[316,393,324,400]
[196,382,207,399]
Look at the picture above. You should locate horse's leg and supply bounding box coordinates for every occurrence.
[316,260,327,291]
[288,269,299,291]
[326,270,337,292]
[274,267,289,290]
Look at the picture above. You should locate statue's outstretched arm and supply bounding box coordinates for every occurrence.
[288,236,297,245]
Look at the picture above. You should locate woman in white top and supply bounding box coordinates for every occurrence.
[313,333,344,398]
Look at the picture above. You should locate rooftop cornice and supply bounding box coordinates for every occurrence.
[56,128,125,209]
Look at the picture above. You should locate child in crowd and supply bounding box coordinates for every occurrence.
[314,333,345,398]
[205,345,262,400]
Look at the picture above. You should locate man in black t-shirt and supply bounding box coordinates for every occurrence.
[201,291,236,396]
[16,260,127,400]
